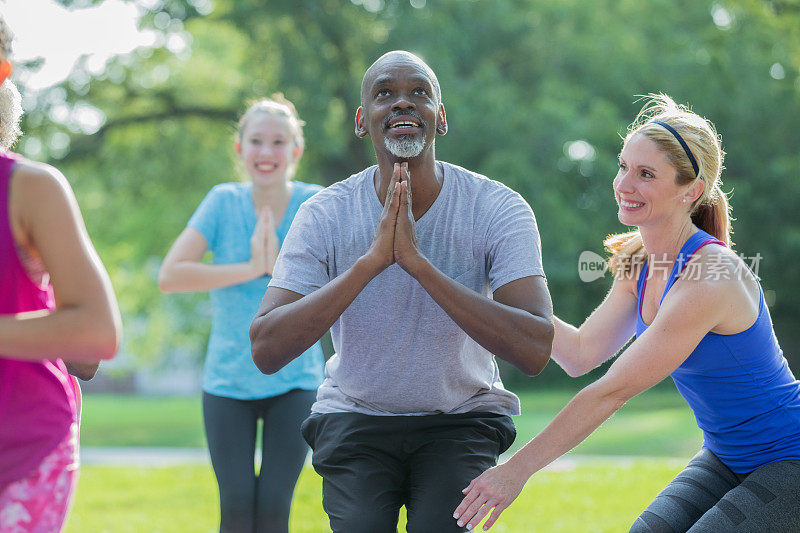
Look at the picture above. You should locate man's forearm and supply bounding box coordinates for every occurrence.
[409,259,553,375]
[250,257,381,374]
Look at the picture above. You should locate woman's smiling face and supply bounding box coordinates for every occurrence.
[613,133,688,228]
[236,113,301,187]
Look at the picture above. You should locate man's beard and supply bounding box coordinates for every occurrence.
[384,134,425,158]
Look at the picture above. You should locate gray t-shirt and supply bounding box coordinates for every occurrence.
[269,161,545,416]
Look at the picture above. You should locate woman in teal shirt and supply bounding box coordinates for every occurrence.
[159,95,324,533]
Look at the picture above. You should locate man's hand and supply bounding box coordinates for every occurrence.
[363,165,402,273]
[393,162,425,274]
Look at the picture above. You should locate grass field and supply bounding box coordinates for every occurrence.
[79,385,701,456]
[67,386,700,532]
[66,459,685,532]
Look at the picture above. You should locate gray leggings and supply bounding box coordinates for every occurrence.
[630,448,800,532]
[203,389,315,533]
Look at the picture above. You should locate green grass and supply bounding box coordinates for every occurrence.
[66,460,684,532]
[70,387,701,532]
[79,385,701,455]
[80,395,205,447]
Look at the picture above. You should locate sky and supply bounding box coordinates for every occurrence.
[2,0,154,89]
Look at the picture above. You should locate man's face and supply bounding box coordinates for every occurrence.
[356,54,445,160]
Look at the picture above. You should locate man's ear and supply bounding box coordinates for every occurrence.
[234,141,242,155]
[355,107,368,138]
[436,104,447,135]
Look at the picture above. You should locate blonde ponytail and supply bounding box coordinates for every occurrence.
[691,183,733,247]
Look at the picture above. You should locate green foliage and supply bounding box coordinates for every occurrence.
[23,0,800,374]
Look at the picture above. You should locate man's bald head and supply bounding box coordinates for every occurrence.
[360,51,442,107]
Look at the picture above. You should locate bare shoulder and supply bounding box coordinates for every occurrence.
[669,244,760,332]
[682,244,756,287]
[9,160,77,243]
[12,159,73,198]
[672,244,758,310]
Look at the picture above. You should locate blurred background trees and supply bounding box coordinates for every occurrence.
[15,0,800,388]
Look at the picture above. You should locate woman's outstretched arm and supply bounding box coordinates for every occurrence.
[551,273,638,377]
[454,271,735,531]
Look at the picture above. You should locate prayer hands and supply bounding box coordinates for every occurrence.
[365,164,403,271]
[393,162,424,273]
[453,462,527,531]
[250,206,279,276]
[365,162,424,275]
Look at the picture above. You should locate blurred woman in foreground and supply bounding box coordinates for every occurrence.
[0,16,121,532]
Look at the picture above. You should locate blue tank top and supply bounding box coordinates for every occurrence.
[636,229,800,472]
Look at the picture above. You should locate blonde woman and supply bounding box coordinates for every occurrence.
[159,95,324,533]
[455,95,800,532]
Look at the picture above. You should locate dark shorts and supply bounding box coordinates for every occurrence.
[301,411,516,533]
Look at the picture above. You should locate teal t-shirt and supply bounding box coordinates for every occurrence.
[188,180,325,399]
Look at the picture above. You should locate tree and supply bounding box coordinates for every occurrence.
[19,0,800,380]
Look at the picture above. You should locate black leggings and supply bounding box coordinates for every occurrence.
[630,448,800,532]
[202,389,315,533]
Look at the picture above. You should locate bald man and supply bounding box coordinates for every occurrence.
[250,51,553,532]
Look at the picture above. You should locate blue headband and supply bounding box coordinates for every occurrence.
[651,120,699,177]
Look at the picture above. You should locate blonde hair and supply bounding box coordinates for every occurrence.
[605,94,731,276]
[237,93,305,149]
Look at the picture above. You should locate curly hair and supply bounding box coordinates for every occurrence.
[0,80,22,149]
[0,16,13,59]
